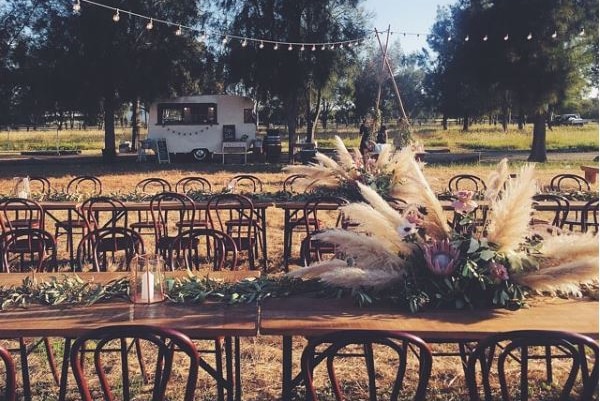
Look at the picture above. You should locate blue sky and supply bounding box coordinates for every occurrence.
[362,0,455,53]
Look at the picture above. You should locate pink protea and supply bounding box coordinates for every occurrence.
[489,261,509,282]
[451,190,479,214]
[422,240,461,277]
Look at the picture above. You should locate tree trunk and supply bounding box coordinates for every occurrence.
[103,92,117,161]
[309,89,322,143]
[518,109,525,130]
[462,114,469,131]
[442,114,448,130]
[130,98,140,151]
[528,111,547,162]
[286,93,299,163]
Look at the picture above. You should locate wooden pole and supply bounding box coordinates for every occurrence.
[373,26,391,131]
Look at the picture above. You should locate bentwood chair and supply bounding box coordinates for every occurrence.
[448,174,487,192]
[176,176,212,193]
[581,198,599,234]
[282,174,316,193]
[0,346,16,401]
[28,176,52,198]
[207,193,257,270]
[530,194,570,230]
[75,227,145,272]
[0,198,45,232]
[169,228,238,270]
[299,197,349,266]
[226,174,264,193]
[549,174,591,192]
[465,330,599,401]
[55,176,103,255]
[70,325,200,401]
[301,330,433,401]
[130,178,172,235]
[0,228,57,272]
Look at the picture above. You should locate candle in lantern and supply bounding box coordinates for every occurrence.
[141,270,155,302]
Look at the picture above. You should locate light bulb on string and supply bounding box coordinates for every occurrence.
[447,35,452,41]
[175,25,183,36]
[73,0,81,12]
[503,33,509,41]
[241,39,247,47]
[464,35,469,42]
[200,32,207,41]
[222,35,228,45]
[551,30,558,39]
[146,18,153,30]
[330,44,335,49]
[287,43,293,51]
[259,41,264,49]
[311,44,316,51]
[321,44,326,50]
[273,43,279,50]
[300,44,305,51]
[355,40,360,46]
[579,27,585,36]
[483,35,488,41]
[112,9,120,22]
[526,32,532,40]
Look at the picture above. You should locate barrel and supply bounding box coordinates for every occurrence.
[264,129,282,163]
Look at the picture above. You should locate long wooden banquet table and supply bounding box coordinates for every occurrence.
[259,295,599,400]
[36,200,273,270]
[0,271,260,401]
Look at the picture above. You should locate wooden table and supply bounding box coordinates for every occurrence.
[0,271,259,401]
[260,296,599,399]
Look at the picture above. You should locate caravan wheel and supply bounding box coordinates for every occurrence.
[191,148,209,161]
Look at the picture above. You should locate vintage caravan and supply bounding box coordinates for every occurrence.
[147,95,257,161]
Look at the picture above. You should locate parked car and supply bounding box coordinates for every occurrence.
[552,113,585,126]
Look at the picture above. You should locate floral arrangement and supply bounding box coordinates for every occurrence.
[288,148,599,312]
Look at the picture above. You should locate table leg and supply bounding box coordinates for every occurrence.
[259,208,268,272]
[58,338,71,401]
[282,335,293,400]
[283,210,291,272]
[234,336,241,401]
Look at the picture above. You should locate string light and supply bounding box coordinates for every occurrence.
[146,18,153,30]
[311,44,316,51]
[273,43,279,50]
[200,32,207,41]
[112,9,120,22]
[241,39,247,47]
[287,43,293,51]
[222,35,228,44]
[447,35,452,41]
[259,41,264,49]
[483,35,488,41]
[73,0,81,12]
[526,32,532,40]
[321,44,326,50]
[551,30,558,39]
[175,25,182,36]
[503,34,509,41]
[579,27,585,36]
[464,35,469,42]
[300,44,305,51]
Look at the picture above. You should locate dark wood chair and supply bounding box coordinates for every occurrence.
[282,174,316,193]
[169,228,238,270]
[465,330,599,401]
[70,325,200,401]
[531,193,570,229]
[549,174,591,192]
[75,227,145,272]
[299,197,349,266]
[175,176,212,193]
[55,176,103,256]
[448,174,487,192]
[301,330,433,401]
[0,198,45,232]
[226,174,263,193]
[207,193,257,270]
[0,228,57,273]
[130,178,172,235]
[150,192,197,264]
[581,198,599,233]
[0,346,16,401]
[28,176,52,197]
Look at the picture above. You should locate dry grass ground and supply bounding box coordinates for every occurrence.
[0,156,597,400]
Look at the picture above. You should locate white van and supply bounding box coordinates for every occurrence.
[147,95,257,161]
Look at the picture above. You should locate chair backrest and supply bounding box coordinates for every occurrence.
[282,174,316,193]
[150,192,196,242]
[549,174,591,192]
[465,330,599,401]
[207,193,255,236]
[66,176,102,196]
[28,176,51,195]
[0,346,16,401]
[0,198,45,233]
[0,228,57,272]
[75,227,145,272]
[70,325,199,401]
[531,194,570,228]
[226,174,263,193]
[169,228,238,270]
[302,196,349,235]
[448,174,487,192]
[135,177,172,194]
[80,196,128,232]
[175,176,212,193]
[301,330,432,401]
[581,198,599,233]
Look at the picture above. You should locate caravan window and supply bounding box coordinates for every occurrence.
[157,103,217,125]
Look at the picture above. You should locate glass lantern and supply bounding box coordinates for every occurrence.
[130,254,165,304]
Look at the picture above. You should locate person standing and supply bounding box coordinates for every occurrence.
[359,118,371,155]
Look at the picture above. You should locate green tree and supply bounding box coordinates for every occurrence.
[218,0,368,160]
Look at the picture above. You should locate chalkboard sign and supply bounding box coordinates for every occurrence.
[223,125,236,141]
[155,138,170,164]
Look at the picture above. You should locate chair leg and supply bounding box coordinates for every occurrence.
[43,337,60,386]
[19,338,32,401]
[215,339,225,401]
